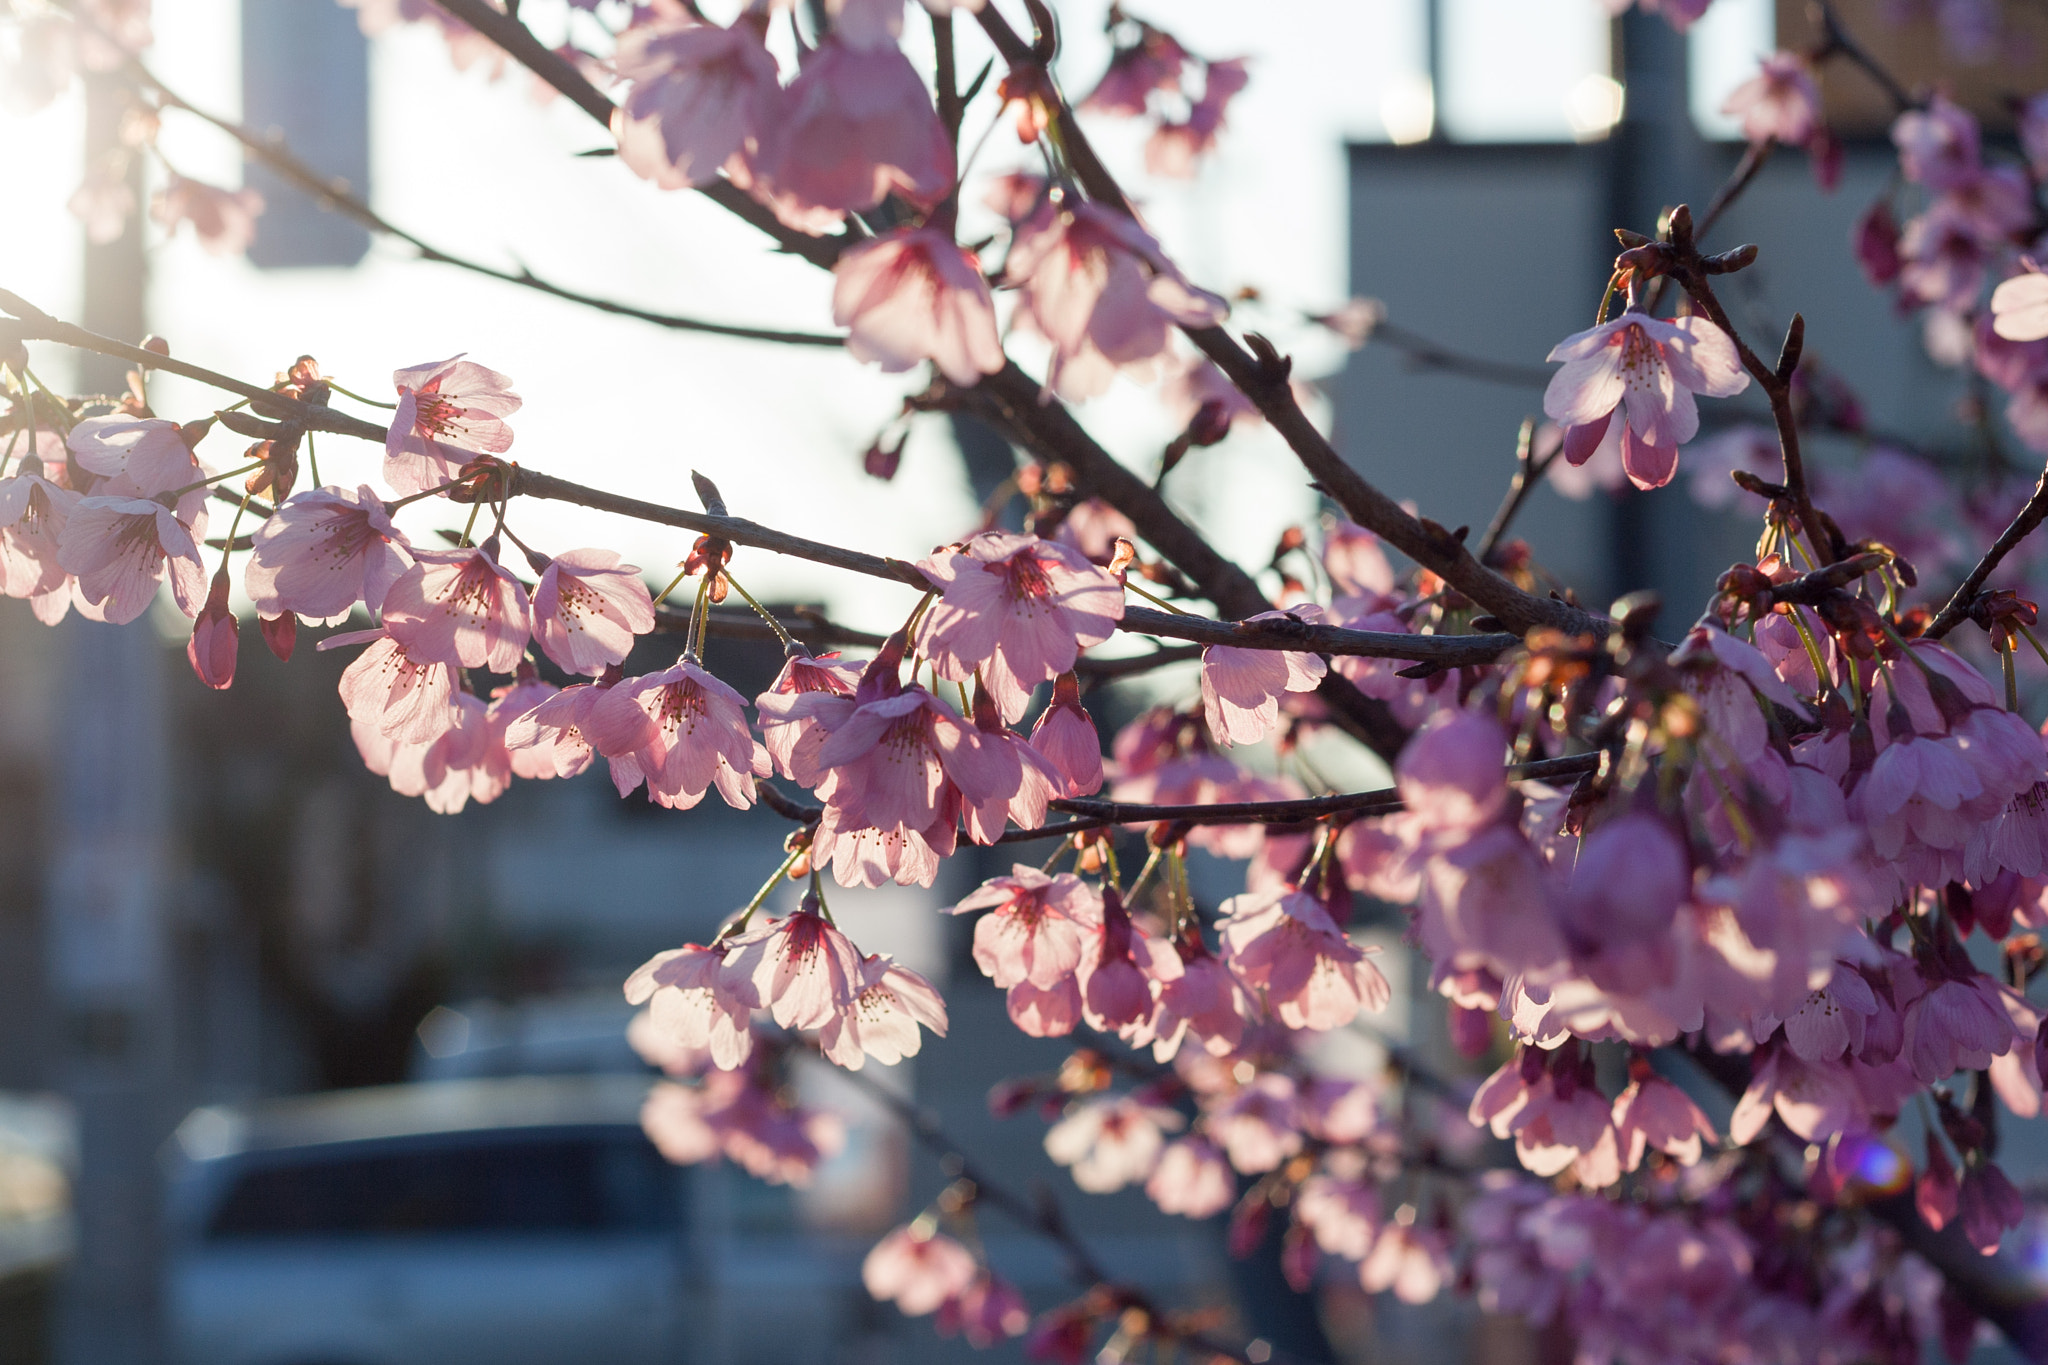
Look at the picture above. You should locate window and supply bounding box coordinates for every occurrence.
[205,1129,682,1238]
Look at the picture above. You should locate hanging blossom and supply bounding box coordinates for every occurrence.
[1720,51,1821,148]
[1199,605,1329,747]
[831,227,1005,386]
[0,445,79,625]
[527,548,656,677]
[324,628,460,745]
[611,17,782,191]
[1543,310,1750,490]
[740,37,953,233]
[862,1225,977,1317]
[151,174,264,256]
[380,541,532,673]
[584,655,769,810]
[1993,266,2048,343]
[244,485,413,622]
[948,866,1103,1036]
[58,495,208,625]
[1003,199,1230,401]
[384,355,520,495]
[626,940,759,1072]
[1219,881,1391,1032]
[916,531,1124,721]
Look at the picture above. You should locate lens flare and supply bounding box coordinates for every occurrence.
[1827,1132,1912,1200]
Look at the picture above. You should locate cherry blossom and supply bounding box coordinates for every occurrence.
[817,954,948,1070]
[625,940,757,1071]
[0,455,78,624]
[380,542,531,672]
[862,1225,977,1317]
[1003,200,1230,400]
[1993,268,2048,344]
[754,651,862,784]
[151,174,262,255]
[1544,311,1750,490]
[58,495,207,624]
[585,656,767,810]
[832,228,1005,385]
[1028,672,1104,797]
[742,39,953,232]
[1144,1136,1234,1218]
[935,1274,1028,1348]
[916,532,1123,721]
[384,355,520,495]
[1720,52,1820,147]
[502,678,605,779]
[325,628,459,745]
[244,485,412,622]
[528,548,656,676]
[186,569,238,689]
[721,898,865,1033]
[611,18,781,190]
[1199,607,1328,746]
[1217,885,1390,1031]
[1043,1094,1181,1193]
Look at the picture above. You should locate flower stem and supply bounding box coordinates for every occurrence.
[1123,579,1194,616]
[722,570,796,649]
[722,846,805,941]
[165,459,267,503]
[328,380,398,409]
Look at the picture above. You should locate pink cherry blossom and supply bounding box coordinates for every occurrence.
[1043,1095,1182,1192]
[186,569,238,689]
[1394,707,1509,836]
[1611,1068,1716,1168]
[485,671,561,781]
[1133,939,1248,1062]
[1208,1073,1303,1174]
[1892,95,1980,191]
[325,628,459,744]
[381,543,532,672]
[950,865,1099,988]
[67,415,203,502]
[244,485,413,621]
[1217,886,1389,1031]
[722,898,865,1032]
[1029,672,1104,797]
[585,656,767,810]
[625,941,757,1071]
[151,174,263,255]
[352,690,512,814]
[1295,1172,1381,1259]
[1145,1136,1234,1217]
[529,548,655,676]
[832,227,1005,386]
[1543,312,1750,490]
[1958,1160,2023,1255]
[1992,269,2048,344]
[384,355,520,495]
[611,18,781,190]
[1003,200,1229,401]
[810,801,960,890]
[742,39,953,231]
[1902,971,2014,1082]
[916,532,1124,721]
[0,457,78,624]
[1144,57,1247,177]
[1200,608,1328,746]
[960,690,1063,843]
[58,495,207,624]
[936,1274,1029,1348]
[503,678,606,779]
[862,1225,977,1316]
[1721,52,1821,146]
[817,954,948,1069]
[754,651,862,784]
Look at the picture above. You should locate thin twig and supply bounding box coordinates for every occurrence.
[123,56,846,349]
[1365,321,1554,388]
[1927,473,2048,639]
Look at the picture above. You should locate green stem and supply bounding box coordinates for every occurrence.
[327,380,399,409]
[722,570,795,649]
[165,459,268,502]
[306,430,321,489]
[458,498,482,548]
[1122,843,1166,904]
[719,846,805,942]
[1123,578,1193,616]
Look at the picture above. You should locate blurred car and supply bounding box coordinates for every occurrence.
[163,1075,700,1365]
[163,1073,897,1365]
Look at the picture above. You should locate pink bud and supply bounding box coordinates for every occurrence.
[186,569,238,690]
[260,611,297,662]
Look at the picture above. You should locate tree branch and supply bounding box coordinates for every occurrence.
[121,55,846,349]
[1926,472,2048,639]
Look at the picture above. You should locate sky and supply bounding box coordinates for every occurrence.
[3,0,1772,636]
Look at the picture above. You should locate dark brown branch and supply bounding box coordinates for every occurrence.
[1365,320,1554,388]
[1120,604,1517,666]
[972,6,1603,642]
[1665,207,1833,567]
[1812,0,1918,114]
[754,753,1604,842]
[0,288,390,442]
[123,56,846,350]
[1927,473,2048,639]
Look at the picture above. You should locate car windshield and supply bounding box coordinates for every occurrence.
[204,1130,681,1238]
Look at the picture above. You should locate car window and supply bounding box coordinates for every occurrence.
[205,1130,682,1238]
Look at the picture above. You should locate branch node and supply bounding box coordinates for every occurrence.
[691,470,729,518]
[1775,313,1806,383]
